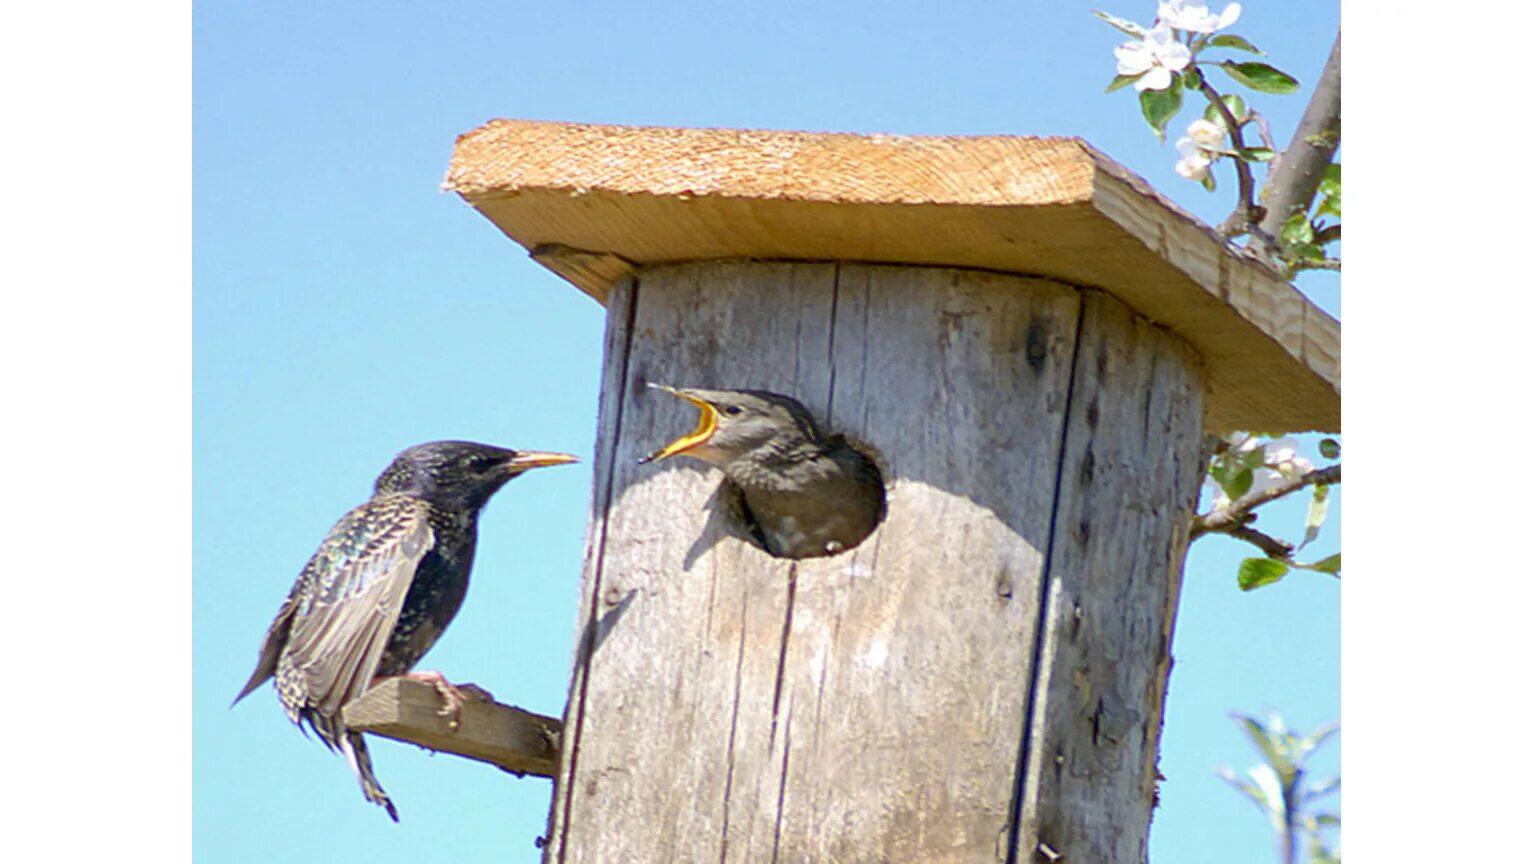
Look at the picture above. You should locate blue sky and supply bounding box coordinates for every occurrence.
[192,2,1339,860]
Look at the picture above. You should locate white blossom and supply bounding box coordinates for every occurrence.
[1174,136,1211,180]
[1175,119,1229,182]
[1186,118,1225,149]
[1261,437,1314,480]
[1158,0,1242,34]
[1115,23,1192,91]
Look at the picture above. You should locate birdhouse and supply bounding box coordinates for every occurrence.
[443,120,1339,863]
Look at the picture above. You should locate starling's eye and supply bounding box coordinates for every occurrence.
[722,405,745,417]
[466,455,500,474]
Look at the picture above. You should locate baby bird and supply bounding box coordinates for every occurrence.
[233,440,576,820]
[641,386,885,559]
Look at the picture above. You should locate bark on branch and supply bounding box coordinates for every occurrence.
[1256,30,1341,243]
[1192,463,1341,540]
[1200,75,1266,240]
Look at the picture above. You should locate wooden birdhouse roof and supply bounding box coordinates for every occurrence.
[445,119,1339,433]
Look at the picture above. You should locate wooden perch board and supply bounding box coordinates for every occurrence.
[445,119,1340,434]
[341,678,561,778]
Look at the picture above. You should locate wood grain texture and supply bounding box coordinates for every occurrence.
[446,119,1337,434]
[1011,291,1207,864]
[545,261,1201,863]
[341,678,561,777]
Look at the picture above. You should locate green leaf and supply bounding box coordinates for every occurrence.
[1092,10,1149,38]
[1200,171,1216,193]
[1247,764,1288,825]
[1224,466,1254,500]
[1231,711,1281,750]
[1237,440,1268,470]
[1139,73,1185,141]
[1319,163,1341,198]
[1217,768,1273,814]
[1238,557,1290,591]
[1286,243,1326,266]
[1208,34,1265,55]
[1298,721,1340,760]
[1281,212,1314,247]
[1105,73,1142,94]
[1305,129,1340,148]
[1299,484,1329,550]
[1217,767,1279,816]
[1319,438,1340,459]
[1207,458,1229,486]
[1307,775,1341,801]
[1219,61,1301,94]
[1236,146,1275,162]
[1204,93,1249,128]
[1184,65,1203,91]
[1307,553,1341,575]
[1317,163,1341,218]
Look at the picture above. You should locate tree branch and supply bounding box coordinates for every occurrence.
[1228,525,1295,558]
[1192,463,1341,539]
[1256,30,1341,243]
[1196,75,1265,240]
[1247,109,1277,152]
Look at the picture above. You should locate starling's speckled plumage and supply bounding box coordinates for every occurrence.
[641,386,886,559]
[233,441,576,821]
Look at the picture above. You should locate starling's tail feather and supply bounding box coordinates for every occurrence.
[342,730,399,822]
[233,596,297,708]
[230,671,269,708]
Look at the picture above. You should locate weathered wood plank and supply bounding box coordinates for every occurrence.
[548,261,1126,864]
[1012,290,1207,863]
[546,273,640,853]
[341,678,561,778]
[761,265,1082,863]
[548,262,839,864]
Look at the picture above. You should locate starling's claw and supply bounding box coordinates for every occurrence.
[455,682,496,703]
[397,670,494,731]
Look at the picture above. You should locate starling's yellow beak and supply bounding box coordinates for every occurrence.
[508,451,580,470]
[639,384,719,464]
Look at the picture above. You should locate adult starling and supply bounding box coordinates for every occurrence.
[640,386,885,559]
[232,440,577,821]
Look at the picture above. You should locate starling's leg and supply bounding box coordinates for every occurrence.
[380,670,494,731]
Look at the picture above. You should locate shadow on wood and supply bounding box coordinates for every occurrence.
[342,677,561,778]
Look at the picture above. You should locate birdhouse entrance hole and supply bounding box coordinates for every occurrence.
[714,437,888,562]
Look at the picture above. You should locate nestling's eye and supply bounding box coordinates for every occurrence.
[723,405,744,417]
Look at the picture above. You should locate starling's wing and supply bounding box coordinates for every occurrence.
[279,499,436,724]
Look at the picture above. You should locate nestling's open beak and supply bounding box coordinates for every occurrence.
[508,451,580,470]
[639,384,719,464]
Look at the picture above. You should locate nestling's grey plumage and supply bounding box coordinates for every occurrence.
[641,386,885,559]
[233,440,576,820]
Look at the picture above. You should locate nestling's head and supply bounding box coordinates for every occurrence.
[374,440,577,510]
[639,385,824,467]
